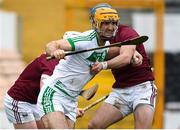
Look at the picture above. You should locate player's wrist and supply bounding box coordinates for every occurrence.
[101,62,108,70]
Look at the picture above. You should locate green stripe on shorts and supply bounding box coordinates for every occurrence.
[54,80,74,98]
[42,86,55,114]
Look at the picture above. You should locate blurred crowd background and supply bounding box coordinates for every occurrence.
[0,0,180,129]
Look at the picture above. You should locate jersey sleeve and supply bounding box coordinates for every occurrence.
[66,30,96,51]
[39,54,59,76]
[66,38,76,51]
[120,26,139,41]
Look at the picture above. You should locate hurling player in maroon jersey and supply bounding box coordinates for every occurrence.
[4,53,59,129]
[88,4,157,129]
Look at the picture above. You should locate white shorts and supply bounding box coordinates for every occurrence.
[37,81,78,122]
[4,94,41,124]
[105,81,157,117]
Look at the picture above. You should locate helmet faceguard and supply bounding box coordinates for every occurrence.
[90,4,120,39]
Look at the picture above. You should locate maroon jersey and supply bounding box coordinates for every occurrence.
[7,54,59,104]
[110,25,154,88]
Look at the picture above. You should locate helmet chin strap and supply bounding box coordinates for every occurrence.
[113,26,118,37]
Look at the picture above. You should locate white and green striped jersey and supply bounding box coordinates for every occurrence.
[48,30,110,93]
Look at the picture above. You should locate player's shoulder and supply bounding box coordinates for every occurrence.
[63,30,95,39]
[118,24,136,31]
[78,29,96,38]
[117,24,139,38]
[69,30,96,43]
[63,31,81,39]
[80,30,97,41]
[36,53,47,60]
[82,29,95,34]
[30,53,47,65]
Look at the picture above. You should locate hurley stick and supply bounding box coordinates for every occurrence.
[47,36,148,60]
[80,83,99,100]
[83,95,109,112]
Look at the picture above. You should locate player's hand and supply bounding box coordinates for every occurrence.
[90,62,103,75]
[52,49,66,60]
[77,108,85,117]
[131,51,143,66]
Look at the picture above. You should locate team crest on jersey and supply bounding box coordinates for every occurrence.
[87,50,107,62]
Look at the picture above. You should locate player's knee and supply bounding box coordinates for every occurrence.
[135,114,153,128]
[88,120,101,129]
[135,121,152,129]
[88,121,96,129]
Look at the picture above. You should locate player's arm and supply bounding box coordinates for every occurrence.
[91,45,136,74]
[106,46,142,65]
[106,45,136,69]
[45,39,72,59]
[106,46,119,60]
